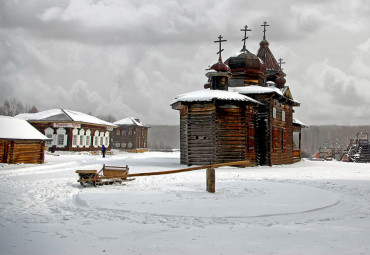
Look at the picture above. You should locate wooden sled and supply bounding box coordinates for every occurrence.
[76,164,130,187]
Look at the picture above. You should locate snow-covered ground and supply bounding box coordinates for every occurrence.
[1,151,370,255]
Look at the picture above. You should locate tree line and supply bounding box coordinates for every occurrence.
[0,98,38,116]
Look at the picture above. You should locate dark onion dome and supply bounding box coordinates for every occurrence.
[275,75,286,87]
[210,60,231,72]
[224,49,266,75]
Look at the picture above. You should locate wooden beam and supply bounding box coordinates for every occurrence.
[127,160,250,177]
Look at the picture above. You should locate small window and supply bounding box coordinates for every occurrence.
[57,134,64,146]
[116,129,120,135]
[273,108,277,119]
[282,111,285,121]
[128,142,133,148]
[122,130,126,136]
[128,129,132,136]
[85,136,90,146]
[73,135,77,146]
[122,143,127,148]
[46,134,53,146]
[116,143,120,148]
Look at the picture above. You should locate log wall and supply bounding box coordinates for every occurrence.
[215,104,256,166]
[1,140,45,164]
[269,97,294,165]
[186,103,216,165]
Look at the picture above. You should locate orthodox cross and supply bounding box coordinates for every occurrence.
[261,21,269,40]
[278,58,286,69]
[240,25,251,51]
[214,35,227,61]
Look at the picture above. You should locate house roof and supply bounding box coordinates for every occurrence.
[172,89,261,105]
[0,115,50,141]
[293,118,307,127]
[16,109,116,127]
[114,117,145,127]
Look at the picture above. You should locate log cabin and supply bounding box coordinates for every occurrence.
[172,23,305,166]
[0,115,50,164]
[111,117,149,153]
[15,109,116,152]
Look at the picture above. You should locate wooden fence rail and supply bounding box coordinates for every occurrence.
[127,160,250,178]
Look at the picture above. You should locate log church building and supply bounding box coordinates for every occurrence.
[171,22,305,166]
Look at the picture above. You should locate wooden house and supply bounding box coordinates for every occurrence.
[0,115,50,164]
[172,23,305,166]
[111,117,149,153]
[15,109,116,152]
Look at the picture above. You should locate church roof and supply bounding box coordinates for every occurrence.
[230,85,300,105]
[172,89,261,105]
[114,117,145,127]
[0,115,50,141]
[16,109,116,127]
[257,39,281,72]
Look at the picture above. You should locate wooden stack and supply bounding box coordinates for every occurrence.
[0,140,45,164]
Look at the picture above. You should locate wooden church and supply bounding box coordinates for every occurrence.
[171,22,304,166]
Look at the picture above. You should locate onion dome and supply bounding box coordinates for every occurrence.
[275,75,286,87]
[210,60,231,72]
[225,50,266,74]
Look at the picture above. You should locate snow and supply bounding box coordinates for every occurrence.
[16,109,116,127]
[293,118,307,127]
[0,115,50,140]
[1,152,370,254]
[114,117,144,126]
[230,85,284,96]
[172,89,261,105]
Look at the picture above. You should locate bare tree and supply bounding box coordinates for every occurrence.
[0,99,38,116]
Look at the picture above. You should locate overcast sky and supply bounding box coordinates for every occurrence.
[1,0,370,125]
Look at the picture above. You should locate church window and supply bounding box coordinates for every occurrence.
[272,108,277,119]
[282,111,285,121]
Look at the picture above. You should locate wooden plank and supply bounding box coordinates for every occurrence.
[127,160,250,177]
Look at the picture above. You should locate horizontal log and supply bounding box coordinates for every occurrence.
[127,160,251,177]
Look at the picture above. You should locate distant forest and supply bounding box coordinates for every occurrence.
[147,124,370,158]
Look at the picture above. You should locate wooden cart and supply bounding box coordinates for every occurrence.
[76,164,129,187]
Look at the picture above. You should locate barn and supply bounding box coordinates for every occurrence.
[16,109,116,152]
[172,23,305,166]
[0,116,50,164]
[111,117,149,153]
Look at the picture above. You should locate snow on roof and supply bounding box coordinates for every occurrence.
[293,118,307,127]
[114,117,144,126]
[0,115,50,140]
[16,109,116,127]
[230,85,284,96]
[172,89,261,105]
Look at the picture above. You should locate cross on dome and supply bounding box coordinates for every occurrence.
[278,58,286,70]
[261,21,269,40]
[240,25,251,52]
[214,35,227,61]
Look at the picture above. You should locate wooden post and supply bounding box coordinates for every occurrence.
[206,167,215,193]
